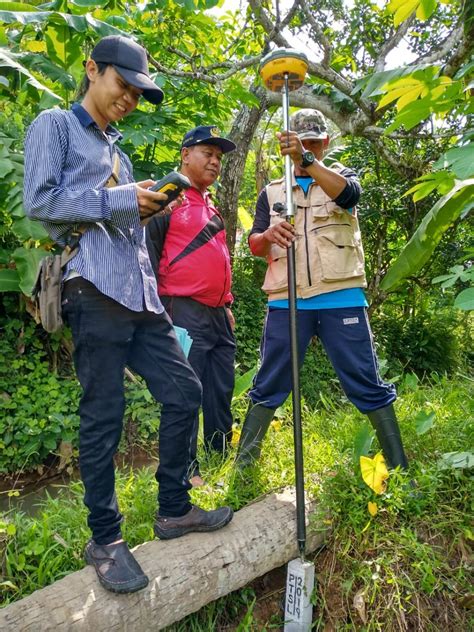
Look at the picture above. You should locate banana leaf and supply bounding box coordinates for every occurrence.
[380,179,474,292]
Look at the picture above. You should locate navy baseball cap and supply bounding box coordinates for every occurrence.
[91,36,164,105]
[181,126,236,153]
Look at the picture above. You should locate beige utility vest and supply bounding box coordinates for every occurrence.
[261,167,367,301]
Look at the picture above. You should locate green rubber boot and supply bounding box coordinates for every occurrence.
[236,403,276,468]
[366,403,408,470]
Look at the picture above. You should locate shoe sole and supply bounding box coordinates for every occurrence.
[154,508,234,540]
[84,548,149,594]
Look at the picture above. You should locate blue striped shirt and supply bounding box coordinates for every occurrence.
[23,103,164,314]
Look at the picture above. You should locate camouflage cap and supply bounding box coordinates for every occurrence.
[290,109,328,140]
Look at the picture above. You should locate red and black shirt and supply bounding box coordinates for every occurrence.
[146,187,232,308]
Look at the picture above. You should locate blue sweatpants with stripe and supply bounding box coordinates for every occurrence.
[249,307,396,413]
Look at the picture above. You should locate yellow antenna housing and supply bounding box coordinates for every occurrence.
[260,48,308,92]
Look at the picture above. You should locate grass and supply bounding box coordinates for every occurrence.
[0,373,473,630]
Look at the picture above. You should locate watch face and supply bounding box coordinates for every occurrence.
[301,151,315,167]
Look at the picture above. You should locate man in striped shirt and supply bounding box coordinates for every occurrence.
[24,35,233,595]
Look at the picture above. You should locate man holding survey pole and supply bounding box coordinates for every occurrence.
[236,109,409,473]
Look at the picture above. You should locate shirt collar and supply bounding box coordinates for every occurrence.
[71,103,122,141]
[184,186,216,208]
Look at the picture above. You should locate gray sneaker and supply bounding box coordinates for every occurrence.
[154,504,233,540]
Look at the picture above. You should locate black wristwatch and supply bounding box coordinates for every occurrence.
[300,150,315,168]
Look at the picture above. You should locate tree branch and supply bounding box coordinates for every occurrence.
[299,0,332,67]
[415,25,465,68]
[265,87,373,134]
[374,17,414,72]
[248,0,294,49]
[148,53,261,84]
[369,137,416,178]
[166,46,193,63]
[248,0,374,117]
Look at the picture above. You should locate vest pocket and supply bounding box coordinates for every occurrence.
[312,201,344,220]
[315,225,365,282]
[262,251,288,292]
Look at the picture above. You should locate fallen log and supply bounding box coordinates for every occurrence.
[0,488,328,631]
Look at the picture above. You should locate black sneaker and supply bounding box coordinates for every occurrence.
[154,504,233,540]
[84,539,149,594]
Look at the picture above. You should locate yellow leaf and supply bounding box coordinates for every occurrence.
[393,0,419,27]
[231,425,241,447]
[430,81,452,101]
[360,453,389,494]
[271,420,282,431]
[24,41,47,53]
[416,0,437,21]
[397,86,425,111]
[377,80,423,110]
[387,0,408,11]
[237,206,253,231]
[368,501,378,517]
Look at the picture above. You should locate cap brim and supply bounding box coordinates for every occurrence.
[183,137,236,154]
[113,65,164,105]
[297,131,328,140]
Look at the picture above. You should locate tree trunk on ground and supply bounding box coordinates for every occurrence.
[0,489,327,631]
[217,87,267,257]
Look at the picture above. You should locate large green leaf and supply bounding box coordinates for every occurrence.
[438,451,474,469]
[232,366,257,401]
[17,51,76,90]
[12,216,49,241]
[0,155,14,178]
[68,0,109,7]
[353,422,375,465]
[0,267,20,292]
[12,246,48,295]
[0,47,62,101]
[414,410,436,435]
[433,144,474,180]
[0,3,37,10]
[454,288,474,311]
[0,10,128,36]
[380,179,474,291]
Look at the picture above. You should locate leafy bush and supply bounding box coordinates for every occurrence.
[372,306,468,377]
[120,379,161,451]
[0,318,80,474]
[300,340,343,409]
[0,317,162,474]
[0,359,81,474]
[231,243,267,371]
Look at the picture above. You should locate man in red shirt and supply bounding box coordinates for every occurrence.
[147,126,236,486]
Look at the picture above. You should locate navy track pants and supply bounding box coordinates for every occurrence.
[249,306,396,413]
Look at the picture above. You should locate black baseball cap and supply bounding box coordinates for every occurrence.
[90,35,164,105]
[181,125,236,153]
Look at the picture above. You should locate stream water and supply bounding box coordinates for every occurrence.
[0,451,158,516]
